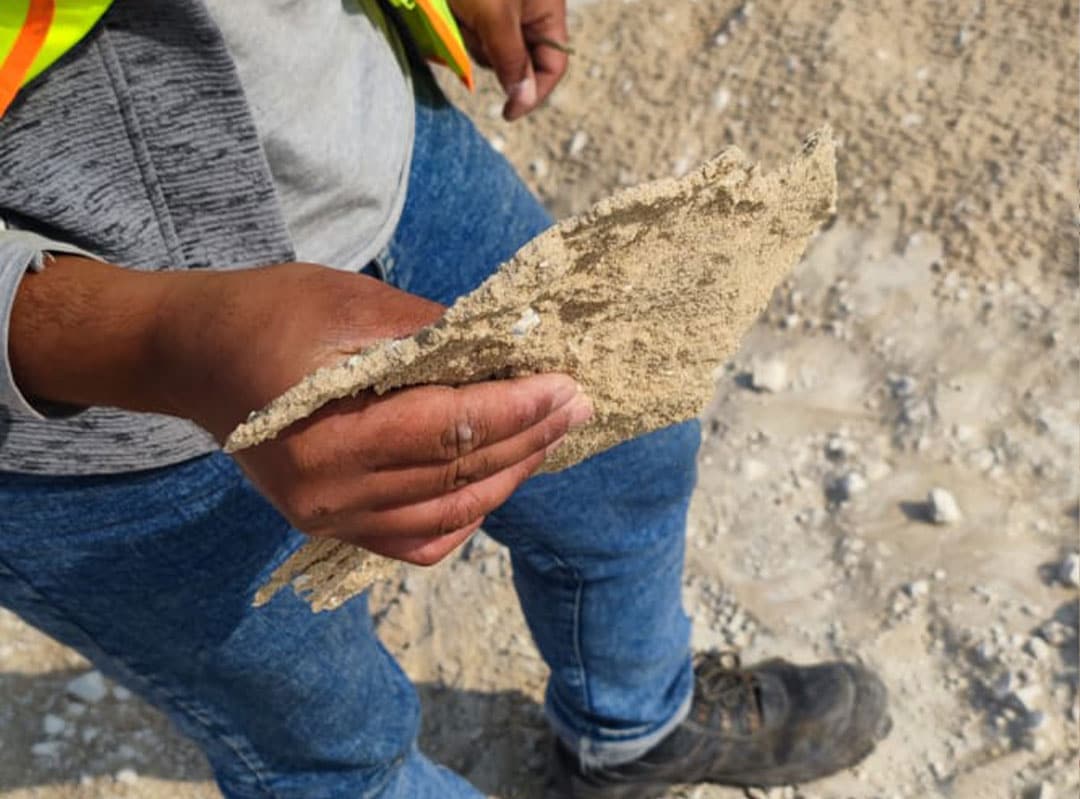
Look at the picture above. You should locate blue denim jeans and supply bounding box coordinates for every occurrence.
[0,74,699,798]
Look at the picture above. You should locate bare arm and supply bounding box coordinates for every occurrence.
[9,257,591,564]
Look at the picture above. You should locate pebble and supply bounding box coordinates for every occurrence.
[1011,684,1043,714]
[836,471,868,501]
[889,374,918,398]
[42,714,67,737]
[740,458,768,481]
[31,740,63,757]
[66,670,109,704]
[1033,782,1056,799]
[906,579,930,599]
[510,307,541,337]
[1025,637,1052,662]
[113,685,133,701]
[1037,620,1070,646]
[825,435,855,460]
[1057,553,1079,588]
[751,359,788,393]
[567,130,589,157]
[528,158,548,179]
[712,86,732,112]
[928,488,962,524]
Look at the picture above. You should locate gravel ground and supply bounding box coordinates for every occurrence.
[1,1,1076,797]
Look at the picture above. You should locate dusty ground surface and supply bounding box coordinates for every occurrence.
[1,1,1076,797]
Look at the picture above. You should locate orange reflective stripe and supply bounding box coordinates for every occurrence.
[0,0,53,116]
[414,0,473,90]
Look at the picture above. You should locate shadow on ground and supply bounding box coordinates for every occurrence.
[0,669,545,796]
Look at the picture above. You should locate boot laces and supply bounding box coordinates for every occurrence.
[693,651,764,732]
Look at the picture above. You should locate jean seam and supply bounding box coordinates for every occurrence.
[571,574,592,718]
[503,533,595,727]
[0,552,283,798]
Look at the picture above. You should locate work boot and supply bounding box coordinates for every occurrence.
[546,651,891,799]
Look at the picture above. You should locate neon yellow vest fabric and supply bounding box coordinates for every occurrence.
[0,0,472,117]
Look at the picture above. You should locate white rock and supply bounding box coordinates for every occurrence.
[567,130,589,157]
[836,471,868,500]
[66,670,108,704]
[528,158,548,179]
[825,435,855,460]
[906,580,930,598]
[751,359,788,393]
[1011,683,1043,714]
[1025,637,1052,662]
[1033,782,1056,799]
[510,307,541,337]
[1057,553,1080,588]
[31,740,63,757]
[113,685,133,701]
[928,488,962,524]
[115,768,139,785]
[42,714,66,737]
[712,86,732,112]
[740,458,768,481]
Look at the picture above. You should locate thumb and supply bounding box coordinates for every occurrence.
[475,7,537,120]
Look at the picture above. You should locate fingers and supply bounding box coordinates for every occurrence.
[350,518,484,567]
[522,4,569,110]
[335,391,589,510]
[349,373,586,469]
[338,447,549,561]
[473,7,538,120]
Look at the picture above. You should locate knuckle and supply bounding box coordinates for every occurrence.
[441,458,464,492]
[292,498,334,531]
[441,394,488,460]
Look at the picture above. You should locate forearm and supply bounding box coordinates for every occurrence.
[9,255,190,416]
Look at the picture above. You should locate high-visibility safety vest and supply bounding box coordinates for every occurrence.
[0,0,473,118]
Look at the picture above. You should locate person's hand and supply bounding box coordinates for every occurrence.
[10,257,590,567]
[155,262,592,565]
[449,0,569,120]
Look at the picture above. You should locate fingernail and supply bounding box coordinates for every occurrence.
[567,394,593,428]
[509,76,536,109]
[545,434,567,457]
[551,378,582,408]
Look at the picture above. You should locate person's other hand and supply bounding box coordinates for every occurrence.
[158,262,591,565]
[449,0,569,120]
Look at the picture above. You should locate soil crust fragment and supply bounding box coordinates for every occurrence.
[230,129,837,612]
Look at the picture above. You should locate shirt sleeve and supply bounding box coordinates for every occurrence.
[0,225,100,420]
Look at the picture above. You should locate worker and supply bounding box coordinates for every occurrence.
[0,1,890,796]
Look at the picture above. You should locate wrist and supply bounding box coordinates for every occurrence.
[10,256,200,416]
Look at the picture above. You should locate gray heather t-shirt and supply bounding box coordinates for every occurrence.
[0,0,415,474]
